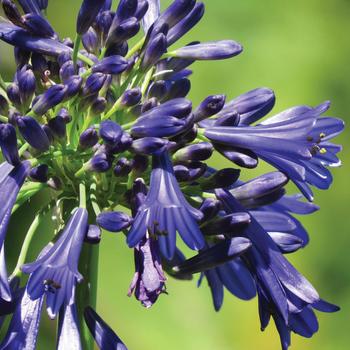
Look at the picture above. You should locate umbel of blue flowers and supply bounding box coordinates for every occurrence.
[0,0,344,349]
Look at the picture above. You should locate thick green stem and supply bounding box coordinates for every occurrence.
[77,184,100,350]
[79,182,86,208]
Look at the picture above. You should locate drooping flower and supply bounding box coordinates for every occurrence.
[128,235,166,307]
[21,208,88,319]
[215,188,339,346]
[127,151,204,259]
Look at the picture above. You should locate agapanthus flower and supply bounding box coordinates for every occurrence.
[21,207,88,319]
[0,0,344,349]
[127,151,205,260]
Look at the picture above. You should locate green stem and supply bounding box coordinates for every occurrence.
[77,184,101,350]
[103,97,122,120]
[0,73,7,91]
[79,182,86,208]
[0,115,8,123]
[73,34,82,67]
[18,143,30,157]
[121,121,134,130]
[10,203,52,279]
[126,36,146,59]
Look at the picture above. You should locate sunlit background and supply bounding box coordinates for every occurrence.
[1,0,349,349]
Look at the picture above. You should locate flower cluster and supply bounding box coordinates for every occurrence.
[0,0,344,349]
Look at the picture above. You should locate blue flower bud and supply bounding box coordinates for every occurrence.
[199,198,221,222]
[135,0,149,21]
[106,132,133,154]
[88,152,112,173]
[91,55,128,75]
[194,95,226,122]
[143,97,192,118]
[56,108,71,124]
[94,10,113,41]
[173,40,243,60]
[96,211,133,232]
[59,60,75,82]
[165,78,191,100]
[29,164,49,182]
[6,83,21,108]
[148,80,168,100]
[65,75,83,98]
[140,33,167,71]
[116,0,138,21]
[186,161,207,180]
[0,123,20,165]
[76,0,106,35]
[105,41,129,57]
[173,142,214,162]
[91,97,107,115]
[99,120,123,145]
[82,73,108,97]
[167,2,205,46]
[121,88,142,107]
[22,13,56,39]
[48,115,66,139]
[82,27,99,54]
[85,225,102,244]
[106,17,140,48]
[141,97,158,113]
[155,0,196,30]
[17,116,50,151]
[57,51,72,66]
[132,112,193,138]
[218,87,276,125]
[2,0,22,27]
[17,67,36,106]
[171,124,197,145]
[174,164,190,182]
[131,137,171,155]
[114,157,133,177]
[79,127,99,149]
[200,168,240,191]
[32,84,67,115]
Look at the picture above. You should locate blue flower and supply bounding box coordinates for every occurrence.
[0,289,44,349]
[127,151,204,259]
[22,208,88,319]
[205,102,344,200]
[215,189,338,347]
[0,161,30,301]
[128,236,166,308]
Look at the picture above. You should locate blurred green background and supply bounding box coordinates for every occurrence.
[1,0,349,349]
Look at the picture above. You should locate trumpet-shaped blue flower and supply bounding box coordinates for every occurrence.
[127,151,204,259]
[22,208,88,319]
